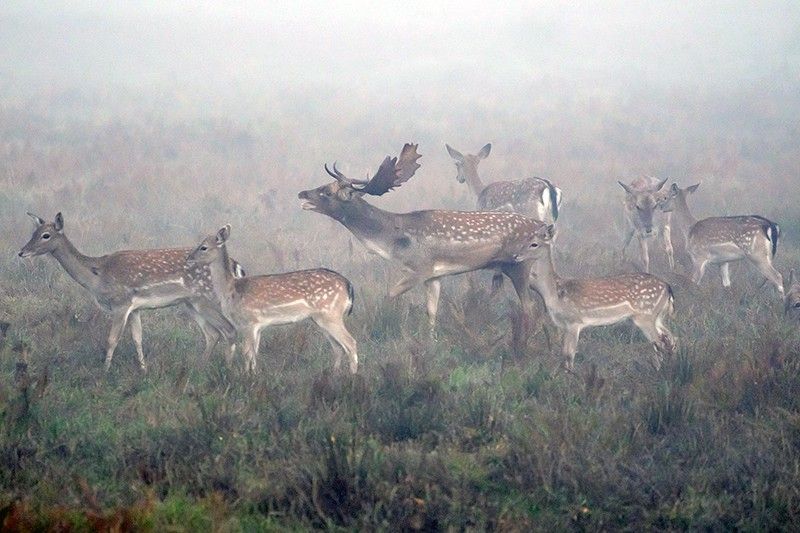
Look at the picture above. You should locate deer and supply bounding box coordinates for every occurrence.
[18,212,242,372]
[786,270,800,320]
[186,225,358,373]
[446,142,563,293]
[298,143,544,336]
[660,185,783,297]
[522,223,676,370]
[445,143,562,223]
[618,177,674,273]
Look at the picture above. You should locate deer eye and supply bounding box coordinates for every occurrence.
[794,302,800,308]
[200,245,208,251]
[530,242,539,248]
[41,233,51,240]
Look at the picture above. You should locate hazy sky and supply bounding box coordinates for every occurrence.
[2,1,799,104]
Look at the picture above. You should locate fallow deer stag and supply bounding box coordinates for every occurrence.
[785,270,800,320]
[445,143,562,223]
[186,225,358,373]
[618,177,673,273]
[18,212,241,371]
[298,143,542,333]
[524,223,676,370]
[661,186,783,297]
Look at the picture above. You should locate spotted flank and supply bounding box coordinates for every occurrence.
[405,210,539,244]
[477,177,561,221]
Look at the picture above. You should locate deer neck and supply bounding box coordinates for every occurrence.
[208,245,238,316]
[50,235,103,293]
[673,194,697,229]
[331,197,398,247]
[528,246,563,316]
[465,169,485,198]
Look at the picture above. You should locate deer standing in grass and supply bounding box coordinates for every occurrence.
[186,225,358,373]
[661,184,783,297]
[785,270,800,320]
[523,223,676,370]
[445,143,562,223]
[298,143,543,335]
[18,213,242,371]
[618,177,674,273]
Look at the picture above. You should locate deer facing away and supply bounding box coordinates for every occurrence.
[18,212,240,372]
[186,225,358,373]
[525,223,676,370]
[661,184,783,298]
[298,143,544,334]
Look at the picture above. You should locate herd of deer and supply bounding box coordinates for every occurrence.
[17,143,796,374]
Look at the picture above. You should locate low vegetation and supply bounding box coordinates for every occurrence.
[1,82,799,529]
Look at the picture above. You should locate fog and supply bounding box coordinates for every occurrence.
[4,4,800,527]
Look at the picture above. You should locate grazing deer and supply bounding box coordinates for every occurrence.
[523,223,676,370]
[786,270,800,320]
[186,225,358,373]
[298,143,542,333]
[445,143,562,223]
[18,212,241,371]
[618,177,673,273]
[660,186,783,297]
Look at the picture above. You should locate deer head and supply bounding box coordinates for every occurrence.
[298,143,422,218]
[19,212,65,257]
[618,178,668,237]
[187,224,231,267]
[660,182,700,212]
[445,143,490,185]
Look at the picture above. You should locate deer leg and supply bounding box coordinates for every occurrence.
[128,310,147,373]
[424,279,442,332]
[242,327,259,373]
[388,272,427,298]
[621,228,635,258]
[748,255,784,298]
[562,325,581,370]
[314,315,359,374]
[185,304,221,362]
[639,236,650,273]
[690,256,709,285]
[632,315,668,369]
[490,269,504,296]
[720,262,732,288]
[186,299,235,361]
[105,306,132,372]
[504,261,538,349]
[662,223,675,271]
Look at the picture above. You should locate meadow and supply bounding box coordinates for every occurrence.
[1,80,800,530]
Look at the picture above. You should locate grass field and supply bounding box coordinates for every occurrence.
[1,83,800,530]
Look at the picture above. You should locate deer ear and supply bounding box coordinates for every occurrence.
[655,178,668,191]
[477,143,492,159]
[687,183,700,194]
[535,223,555,241]
[54,212,64,232]
[445,144,464,161]
[216,224,231,245]
[26,212,45,226]
[617,181,634,195]
[670,183,679,193]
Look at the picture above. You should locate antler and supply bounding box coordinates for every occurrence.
[355,143,422,196]
[324,162,349,183]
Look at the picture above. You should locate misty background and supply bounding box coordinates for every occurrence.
[1,1,799,274]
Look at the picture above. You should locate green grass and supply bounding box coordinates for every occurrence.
[2,86,800,529]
